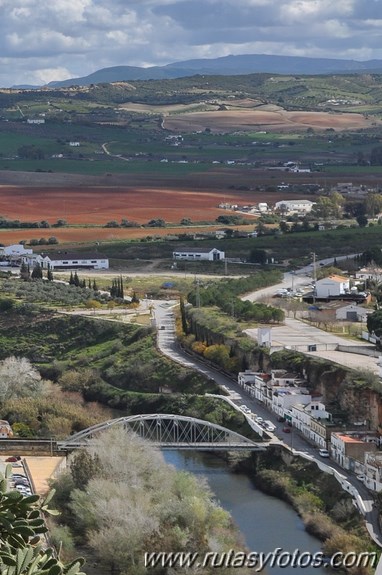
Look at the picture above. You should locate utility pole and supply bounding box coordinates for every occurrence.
[312,252,317,304]
[312,252,317,284]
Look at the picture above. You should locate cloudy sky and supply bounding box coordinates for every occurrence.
[1,0,382,87]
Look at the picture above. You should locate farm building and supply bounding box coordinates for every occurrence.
[315,275,350,299]
[335,304,371,323]
[173,247,225,261]
[274,200,315,214]
[0,244,33,257]
[23,252,109,270]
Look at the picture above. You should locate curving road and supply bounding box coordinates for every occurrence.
[153,299,382,548]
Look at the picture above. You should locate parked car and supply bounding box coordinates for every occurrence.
[5,456,20,462]
[318,449,330,458]
[356,475,366,481]
[283,427,291,433]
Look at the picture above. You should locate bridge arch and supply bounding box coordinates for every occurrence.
[58,413,265,451]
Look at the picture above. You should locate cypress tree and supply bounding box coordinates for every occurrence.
[31,262,43,279]
[93,279,98,291]
[20,261,30,281]
[73,271,80,287]
[69,271,74,285]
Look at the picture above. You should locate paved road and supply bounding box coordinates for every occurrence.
[153,300,382,547]
[242,258,380,373]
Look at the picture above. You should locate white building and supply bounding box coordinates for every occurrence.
[315,275,350,299]
[331,432,377,471]
[292,400,331,447]
[0,244,32,257]
[335,304,371,323]
[27,118,45,124]
[24,252,109,270]
[274,200,315,214]
[258,203,268,213]
[271,389,311,417]
[364,453,382,492]
[173,248,225,261]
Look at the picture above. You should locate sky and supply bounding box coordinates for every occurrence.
[1,0,382,87]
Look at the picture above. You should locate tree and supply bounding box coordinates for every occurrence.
[0,356,43,404]
[31,263,43,280]
[47,267,54,281]
[0,298,14,312]
[131,291,139,304]
[365,193,382,217]
[19,261,30,281]
[279,220,290,233]
[356,214,368,227]
[249,248,267,265]
[61,427,237,574]
[147,218,165,227]
[85,299,101,313]
[53,219,67,227]
[70,450,99,489]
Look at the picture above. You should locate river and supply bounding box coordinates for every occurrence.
[163,450,328,574]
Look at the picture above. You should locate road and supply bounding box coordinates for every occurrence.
[153,299,382,547]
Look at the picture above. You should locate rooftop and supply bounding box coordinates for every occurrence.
[41,253,105,261]
[318,274,349,283]
[336,434,365,444]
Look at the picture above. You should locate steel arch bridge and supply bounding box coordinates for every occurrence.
[57,414,266,451]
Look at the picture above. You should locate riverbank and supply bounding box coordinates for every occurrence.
[235,447,378,574]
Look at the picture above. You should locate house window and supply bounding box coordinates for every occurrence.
[91,260,97,263]
[63,261,68,264]
[72,261,78,264]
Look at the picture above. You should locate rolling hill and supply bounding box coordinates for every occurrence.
[46,53,382,88]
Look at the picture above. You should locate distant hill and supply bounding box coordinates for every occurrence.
[46,53,382,88]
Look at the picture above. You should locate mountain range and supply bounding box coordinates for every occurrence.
[42,53,382,89]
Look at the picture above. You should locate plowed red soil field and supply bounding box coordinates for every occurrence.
[0,185,293,244]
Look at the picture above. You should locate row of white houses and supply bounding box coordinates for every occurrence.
[238,370,382,491]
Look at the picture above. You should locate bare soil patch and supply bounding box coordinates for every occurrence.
[163,109,379,133]
[0,185,313,244]
[0,186,300,226]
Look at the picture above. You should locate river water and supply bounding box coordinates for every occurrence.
[163,450,328,575]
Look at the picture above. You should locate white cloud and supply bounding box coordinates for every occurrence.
[0,0,382,86]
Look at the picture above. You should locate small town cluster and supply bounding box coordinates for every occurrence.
[237,368,382,492]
